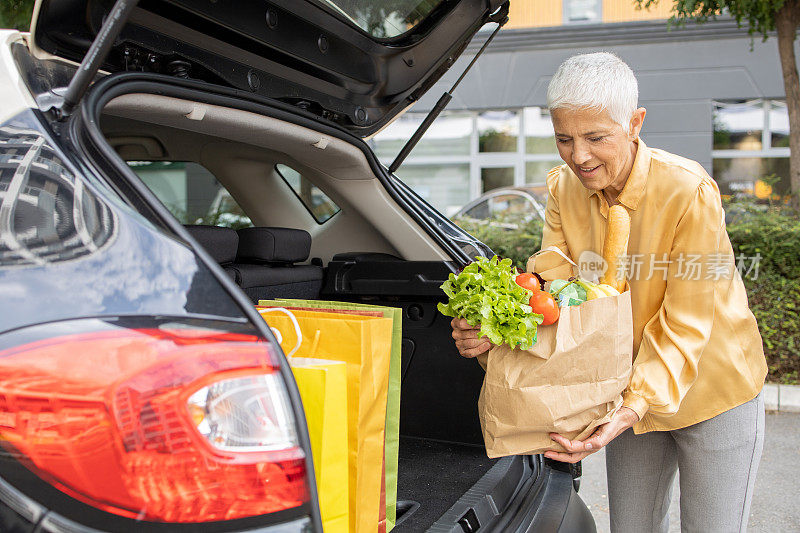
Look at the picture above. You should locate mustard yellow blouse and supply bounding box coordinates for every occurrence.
[530,139,767,434]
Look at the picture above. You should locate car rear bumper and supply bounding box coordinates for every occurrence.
[429,455,595,533]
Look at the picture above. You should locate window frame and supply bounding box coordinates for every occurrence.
[563,0,603,24]
[711,99,791,160]
[711,99,791,199]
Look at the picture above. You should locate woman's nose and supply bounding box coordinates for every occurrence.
[572,142,592,165]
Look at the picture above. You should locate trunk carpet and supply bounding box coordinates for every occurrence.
[393,436,498,532]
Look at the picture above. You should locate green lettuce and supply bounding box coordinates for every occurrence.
[437,256,543,350]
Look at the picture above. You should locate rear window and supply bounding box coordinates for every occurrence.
[316,0,445,38]
[127,161,253,229]
[275,164,340,224]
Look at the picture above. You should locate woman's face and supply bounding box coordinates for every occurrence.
[550,107,645,192]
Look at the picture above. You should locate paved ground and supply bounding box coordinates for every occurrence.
[578,412,800,532]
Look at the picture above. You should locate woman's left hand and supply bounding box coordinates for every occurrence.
[544,406,640,464]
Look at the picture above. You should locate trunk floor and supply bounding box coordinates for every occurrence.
[393,436,498,532]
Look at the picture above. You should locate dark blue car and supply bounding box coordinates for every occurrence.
[0,1,594,531]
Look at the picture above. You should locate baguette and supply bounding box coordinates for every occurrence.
[600,204,631,292]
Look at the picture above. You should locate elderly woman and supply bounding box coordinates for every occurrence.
[451,52,767,532]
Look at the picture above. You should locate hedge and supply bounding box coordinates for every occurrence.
[454,202,800,384]
[726,202,800,384]
[455,216,544,273]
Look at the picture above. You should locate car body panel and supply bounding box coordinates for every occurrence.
[0,65,323,530]
[30,0,505,136]
[0,110,244,334]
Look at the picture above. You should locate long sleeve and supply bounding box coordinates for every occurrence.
[623,177,726,420]
[528,167,575,280]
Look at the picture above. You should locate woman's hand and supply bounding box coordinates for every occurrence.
[451,318,494,358]
[543,406,640,464]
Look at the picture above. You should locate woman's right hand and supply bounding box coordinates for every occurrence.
[451,318,494,358]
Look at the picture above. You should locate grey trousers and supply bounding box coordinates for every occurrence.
[605,393,765,533]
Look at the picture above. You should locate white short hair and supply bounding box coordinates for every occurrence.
[547,52,638,132]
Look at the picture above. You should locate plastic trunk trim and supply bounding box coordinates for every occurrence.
[74,71,472,265]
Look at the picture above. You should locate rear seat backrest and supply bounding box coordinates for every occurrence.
[236,227,312,265]
[184,225,240,283]
[232,227,323,303]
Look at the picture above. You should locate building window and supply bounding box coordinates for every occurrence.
[481,167,515,192]
[769,100,790,148]
[712,99,790,200]
[478,110,519,153]
[525,107,557,154]
[564,0,602,23]
[526,160,563,182]
[392,164,470,217]
[371,112,471,159]
[371,107,563,217]
[713,99,764,151]
[712,158,789,198]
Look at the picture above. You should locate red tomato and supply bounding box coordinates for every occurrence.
[529,291,559,325]
[515,273,541,292]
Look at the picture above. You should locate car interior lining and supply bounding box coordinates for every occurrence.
[99,93,450,264]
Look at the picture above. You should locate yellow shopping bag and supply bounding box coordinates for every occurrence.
[290,358,349,533]
[261,310,392,533]
[263,299,402,531]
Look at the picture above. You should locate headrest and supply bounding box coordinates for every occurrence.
[236,227,311,264]
[184,225,238,264]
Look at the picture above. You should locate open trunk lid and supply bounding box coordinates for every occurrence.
[30,0,504,135]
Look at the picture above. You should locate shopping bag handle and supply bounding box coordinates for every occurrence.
[532,245,578,267]
[257,307,302,357]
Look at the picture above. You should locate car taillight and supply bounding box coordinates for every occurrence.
[0,324,309,523]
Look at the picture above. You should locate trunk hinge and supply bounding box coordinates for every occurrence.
[388,1,510,174]
[52,0,140,119]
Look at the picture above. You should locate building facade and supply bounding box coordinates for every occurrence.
[370,1,795,216]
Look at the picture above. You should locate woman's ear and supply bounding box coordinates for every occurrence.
[629,107,646,139]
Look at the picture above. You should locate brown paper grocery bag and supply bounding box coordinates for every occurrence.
[478,248,633,458]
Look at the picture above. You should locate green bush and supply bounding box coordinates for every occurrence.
[724,200,800,279]
[455,201,800,384]
[726,202,800,384]
[0,0,34,31]
[453,215,543,272]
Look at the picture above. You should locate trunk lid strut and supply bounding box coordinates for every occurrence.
[53,0,139,118]
[388,2,509,174]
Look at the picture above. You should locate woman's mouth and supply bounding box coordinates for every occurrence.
[577,164,602,177]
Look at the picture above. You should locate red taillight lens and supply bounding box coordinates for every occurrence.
[0,324,308,522]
